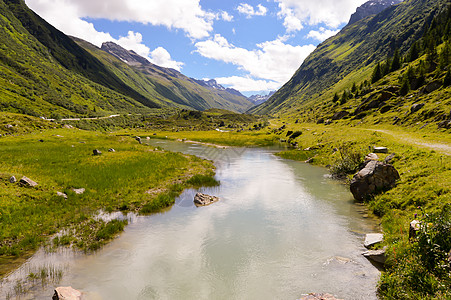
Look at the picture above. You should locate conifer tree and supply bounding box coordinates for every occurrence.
[371,62,382,83]
[391,49,401,72]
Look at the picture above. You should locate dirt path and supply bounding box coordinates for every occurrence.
[370,129,451,156]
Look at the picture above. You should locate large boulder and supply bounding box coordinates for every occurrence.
[52,286,82,300]
[194,193,219,207]
[350,161,400,201]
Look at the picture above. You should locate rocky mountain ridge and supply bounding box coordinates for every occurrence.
[248,91,276,106]
[348,0,403,25]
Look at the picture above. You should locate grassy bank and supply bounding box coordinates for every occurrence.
[270,122,450,299]
[0,127,216,277]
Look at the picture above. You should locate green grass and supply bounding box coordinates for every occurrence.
[145,130,278,147]
[0,127,216,277]
[269,121,451,299]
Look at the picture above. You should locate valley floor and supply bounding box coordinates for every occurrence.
[0,118,449,299]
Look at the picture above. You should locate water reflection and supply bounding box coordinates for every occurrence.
[1,140,380,300]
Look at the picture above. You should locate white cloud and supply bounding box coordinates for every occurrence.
[220,11,234,22]
[307,27,340,41]
[25,0,184,70]
[275,0,368,31]
[195,34,316,85]
[150,47,184,70]
[215,76,280,93]
[27,0,216,39]
[237,3,268,18]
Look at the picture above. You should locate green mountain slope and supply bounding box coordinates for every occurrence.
[251,0,450,116]
[0,0,159,118]
[79,40,253,112]
[4,0,159,109]
[0,0,253,118]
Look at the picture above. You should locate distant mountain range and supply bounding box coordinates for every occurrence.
[248,91,276,106]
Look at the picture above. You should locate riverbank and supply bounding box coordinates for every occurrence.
[140,123,450,299]
[0,128,217,278]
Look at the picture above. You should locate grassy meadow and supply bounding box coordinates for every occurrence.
[0,127,216,277]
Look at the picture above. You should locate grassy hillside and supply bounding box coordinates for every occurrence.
[251,0,450,116]
[77,39,254,113]
[0,0,158,118]
[4,0,159,109]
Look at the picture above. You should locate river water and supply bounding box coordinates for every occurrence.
[1,140,380,299]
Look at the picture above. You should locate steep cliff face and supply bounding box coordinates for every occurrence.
[348,0,403,25]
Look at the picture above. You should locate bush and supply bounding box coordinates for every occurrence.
[330,143,364,178]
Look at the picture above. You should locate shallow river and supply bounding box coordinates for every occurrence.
[2,140,380,299]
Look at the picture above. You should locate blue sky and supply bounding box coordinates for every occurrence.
[25,0,367,96]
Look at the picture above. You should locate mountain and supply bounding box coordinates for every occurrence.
[98,41,253,112]
[251,0,448,116]
[248,91,276,106]
[0,0,253,118]
[0,0,158,118]
[348,0,404,25]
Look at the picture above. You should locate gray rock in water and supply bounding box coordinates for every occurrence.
[299,293,343,300]
[57,192,68,199]
[364,233,384,249]
[19,176,38,187]
[9,176,16,183]
[363,247,387,264]
[350,161,400,201]
[93,149,102,156]
[194,192,219,207]
[53,286,82,300]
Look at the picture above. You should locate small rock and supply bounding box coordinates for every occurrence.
[53,286,82,300]
[108,148,115,152]
[153,133,157,136]
[19,176,38,187]
[146,137,150,140]
[57,192,68,199]
[5,124,13,129]
[72,188,85,195]
[39,139,44,142]
[93,149,102,156]
[409,220,421,239]
[299,293,343,300]
[194,193,219,207]
[365,153,379,162]
[373,146,388,153]
[364,233,384,249]
[9,176,16,183]
[411,103,425,114]
[305,158,314,164]
[384,153,396,164]
[363,247,386,264]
